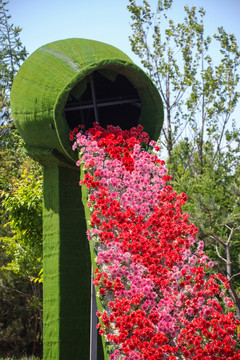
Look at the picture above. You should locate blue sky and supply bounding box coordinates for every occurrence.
[8,0,240,65]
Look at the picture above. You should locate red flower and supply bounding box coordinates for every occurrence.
[99,288,106,296]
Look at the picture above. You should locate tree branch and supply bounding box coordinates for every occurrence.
[229,272,240,282]
[215,244,227,263]
[209,234,226,247]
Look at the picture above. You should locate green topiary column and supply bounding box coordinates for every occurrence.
[43,165,91,359]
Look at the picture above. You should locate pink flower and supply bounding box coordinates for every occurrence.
[149,140,157,147]
[197,240,204,251]
[208,260,215,267]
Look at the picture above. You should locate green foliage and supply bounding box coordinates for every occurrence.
[0,269,42,359]
[0,129,26,239]
[0,129,43,357]
[0,2,42,357]
[127,1,240,163]
[1,167,42,278]
[169,137,240,315]
[0,128,42,239]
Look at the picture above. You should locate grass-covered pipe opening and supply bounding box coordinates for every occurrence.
[10,38,164,166]
[55,59,164,163]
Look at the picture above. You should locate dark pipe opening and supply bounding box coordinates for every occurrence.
[65,70,141,130]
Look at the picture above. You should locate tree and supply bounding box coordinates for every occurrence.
[0,130,43,356]
[127,0,240,165]
[169,138,240,318]
[1,162,43,336]
[0,3,43,355]
[1,165,43,279]
[0,0,27,128]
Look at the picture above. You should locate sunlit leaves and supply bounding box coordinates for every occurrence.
[1,166,43,279]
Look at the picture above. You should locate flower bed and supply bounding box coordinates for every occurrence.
[71,123,240,360]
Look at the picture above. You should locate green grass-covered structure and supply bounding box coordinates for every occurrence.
[10,38,164,359]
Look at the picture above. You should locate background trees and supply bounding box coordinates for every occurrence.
[170,139,240,317]
[0,1,42,356]
[127,0,240,166]
[127,0,240,316]
[0,0,27,128]
[0,130,43,358]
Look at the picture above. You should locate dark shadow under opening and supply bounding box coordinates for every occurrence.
[65,70,141,131]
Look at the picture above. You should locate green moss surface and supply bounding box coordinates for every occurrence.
[43,166,91,359]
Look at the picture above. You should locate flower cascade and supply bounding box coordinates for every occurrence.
[71,123,240,360]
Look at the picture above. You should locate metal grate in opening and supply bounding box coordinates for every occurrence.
[65,70,141,130]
